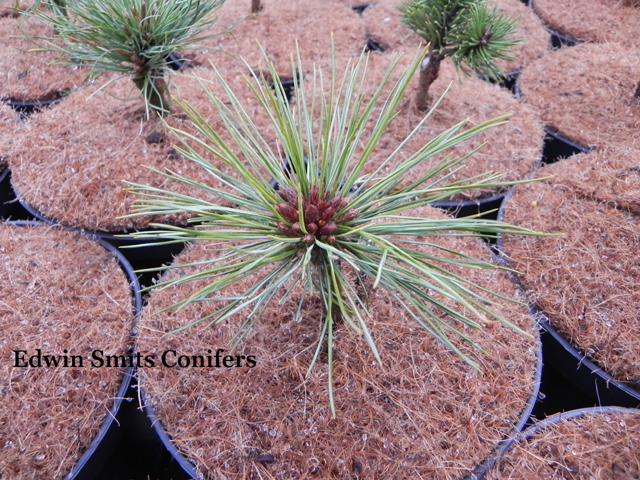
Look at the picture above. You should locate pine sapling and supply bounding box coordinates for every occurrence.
[125,46,548,417]
[400,0,519,110]
[30,0,225,119]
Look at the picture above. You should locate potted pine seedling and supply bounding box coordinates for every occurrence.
[4,0,248,262]
[127,47,545,479]
[399,0,519,110]
[31,0,225,118]
[345,0,544,213]
[362,0,549,79]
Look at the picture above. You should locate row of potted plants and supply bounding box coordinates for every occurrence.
[1,0,638,478]
[497,0,640,413]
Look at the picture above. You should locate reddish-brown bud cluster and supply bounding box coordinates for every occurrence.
[479,27,494,47]
[275,187,358,245]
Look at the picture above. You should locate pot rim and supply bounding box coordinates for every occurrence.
[526,0,582,48]
[2,219,141,480]
[139,274,544,480]
[4,97,63,115]
[495,191,640,406]
[521,405,640,439]
[142,346,544,480]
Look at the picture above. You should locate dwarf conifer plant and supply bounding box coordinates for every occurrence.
[400,0,519,110]
[32,0,225,118]
[127,47,544,416]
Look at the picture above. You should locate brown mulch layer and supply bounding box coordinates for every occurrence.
[533,0,640,47]
[189,0,366,79]
[518,42,640,150]
[357,53,544,201]
[138,205,539,480]
[491,0,551,73]
[6,63,274,232]
[0,224,134,480]
[362,0,550,73]
[0,16,85,103]
[500,154,640,388]
[486,408,640,479]
[546,147,640,216]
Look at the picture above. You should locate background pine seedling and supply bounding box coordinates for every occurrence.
[400,0,520,110]
[31,0,225,118]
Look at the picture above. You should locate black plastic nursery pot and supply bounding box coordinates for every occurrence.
[5,96,63,116]
[495,195,640,411]
[526,0,581,48]
[486,405,640,478]
[17,197,185,279]
[2,220,143,480]
[540,128,590,165]
[142,347,543,480]
[537,309,640,409]
[139,318,544,480]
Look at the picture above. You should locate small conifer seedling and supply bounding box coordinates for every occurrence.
[32,0,225,119]
[126,47,546,416]
[400,0,519,110]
